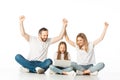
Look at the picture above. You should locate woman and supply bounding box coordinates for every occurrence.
[65,21,109,75]
[50,41,75,75]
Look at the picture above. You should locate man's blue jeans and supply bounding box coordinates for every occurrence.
[15,54,52,73]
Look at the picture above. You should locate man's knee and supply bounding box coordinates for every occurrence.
[45,58,53,65]
[15,54,22,61]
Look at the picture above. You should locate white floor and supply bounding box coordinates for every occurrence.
[1,67,120,80]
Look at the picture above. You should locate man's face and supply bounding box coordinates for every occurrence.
[39,31,48,42]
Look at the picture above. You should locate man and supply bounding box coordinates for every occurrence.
[15,15,67,74]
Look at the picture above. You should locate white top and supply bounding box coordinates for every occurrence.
[27,36,51,61]
[54,52,71,60]
[76,42,95,65]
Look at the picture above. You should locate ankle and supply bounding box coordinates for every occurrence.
[83,70,90,75]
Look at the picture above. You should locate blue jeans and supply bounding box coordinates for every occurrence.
[15,54,52,73]
[71,62,105,73]
[50,65,73,74]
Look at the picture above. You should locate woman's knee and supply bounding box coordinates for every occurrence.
[98,62,105,68]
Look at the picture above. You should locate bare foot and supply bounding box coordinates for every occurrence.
[62,72,68,75]
[83,70,90,75]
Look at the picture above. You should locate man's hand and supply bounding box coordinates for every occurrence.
[104,22,109,28]
[19,15,25,22]
[63,18,68,27]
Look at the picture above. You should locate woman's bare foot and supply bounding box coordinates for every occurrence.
[83,70,90,75]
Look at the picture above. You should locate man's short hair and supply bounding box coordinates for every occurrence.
[38,27,48,34]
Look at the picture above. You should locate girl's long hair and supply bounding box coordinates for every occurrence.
[57,41,69,60]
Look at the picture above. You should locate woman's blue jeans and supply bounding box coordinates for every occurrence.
[15,54,52,73]
[71,62,105,73]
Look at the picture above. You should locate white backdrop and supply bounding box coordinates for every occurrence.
[0,0,120,73]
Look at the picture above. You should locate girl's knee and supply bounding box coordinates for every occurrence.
[68,67,73,71]
[49,65,54,69]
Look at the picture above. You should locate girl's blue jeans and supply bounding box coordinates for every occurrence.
[50,65,73,74]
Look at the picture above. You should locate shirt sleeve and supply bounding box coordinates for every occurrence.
[29,36,35,43]
[47,38,52,45]
[89,42,94,48]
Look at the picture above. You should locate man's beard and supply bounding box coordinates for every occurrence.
[41,38,47,42]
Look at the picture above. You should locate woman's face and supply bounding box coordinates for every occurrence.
[59,44,66,53]
[77,37,84,47]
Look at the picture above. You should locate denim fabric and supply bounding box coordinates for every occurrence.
[71,62,105,73]
[50,65,73,74]
[15,54,52,73]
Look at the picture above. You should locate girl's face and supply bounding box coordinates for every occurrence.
[59,44,66,53]
[77,37,84,47]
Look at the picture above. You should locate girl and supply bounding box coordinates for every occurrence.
[50,41,75,75]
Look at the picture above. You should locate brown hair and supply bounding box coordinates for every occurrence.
[38,27,48,34]
[76,33,88,52]
[57,41,69,60]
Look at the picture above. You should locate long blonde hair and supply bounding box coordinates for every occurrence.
[57,41,69,60]
[76,33,88,52]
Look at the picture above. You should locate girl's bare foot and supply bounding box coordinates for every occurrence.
[62,72,68,75]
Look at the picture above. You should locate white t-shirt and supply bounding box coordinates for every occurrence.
[76,42,95,65]
[27,36,51,61]
[54,52,71,60]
